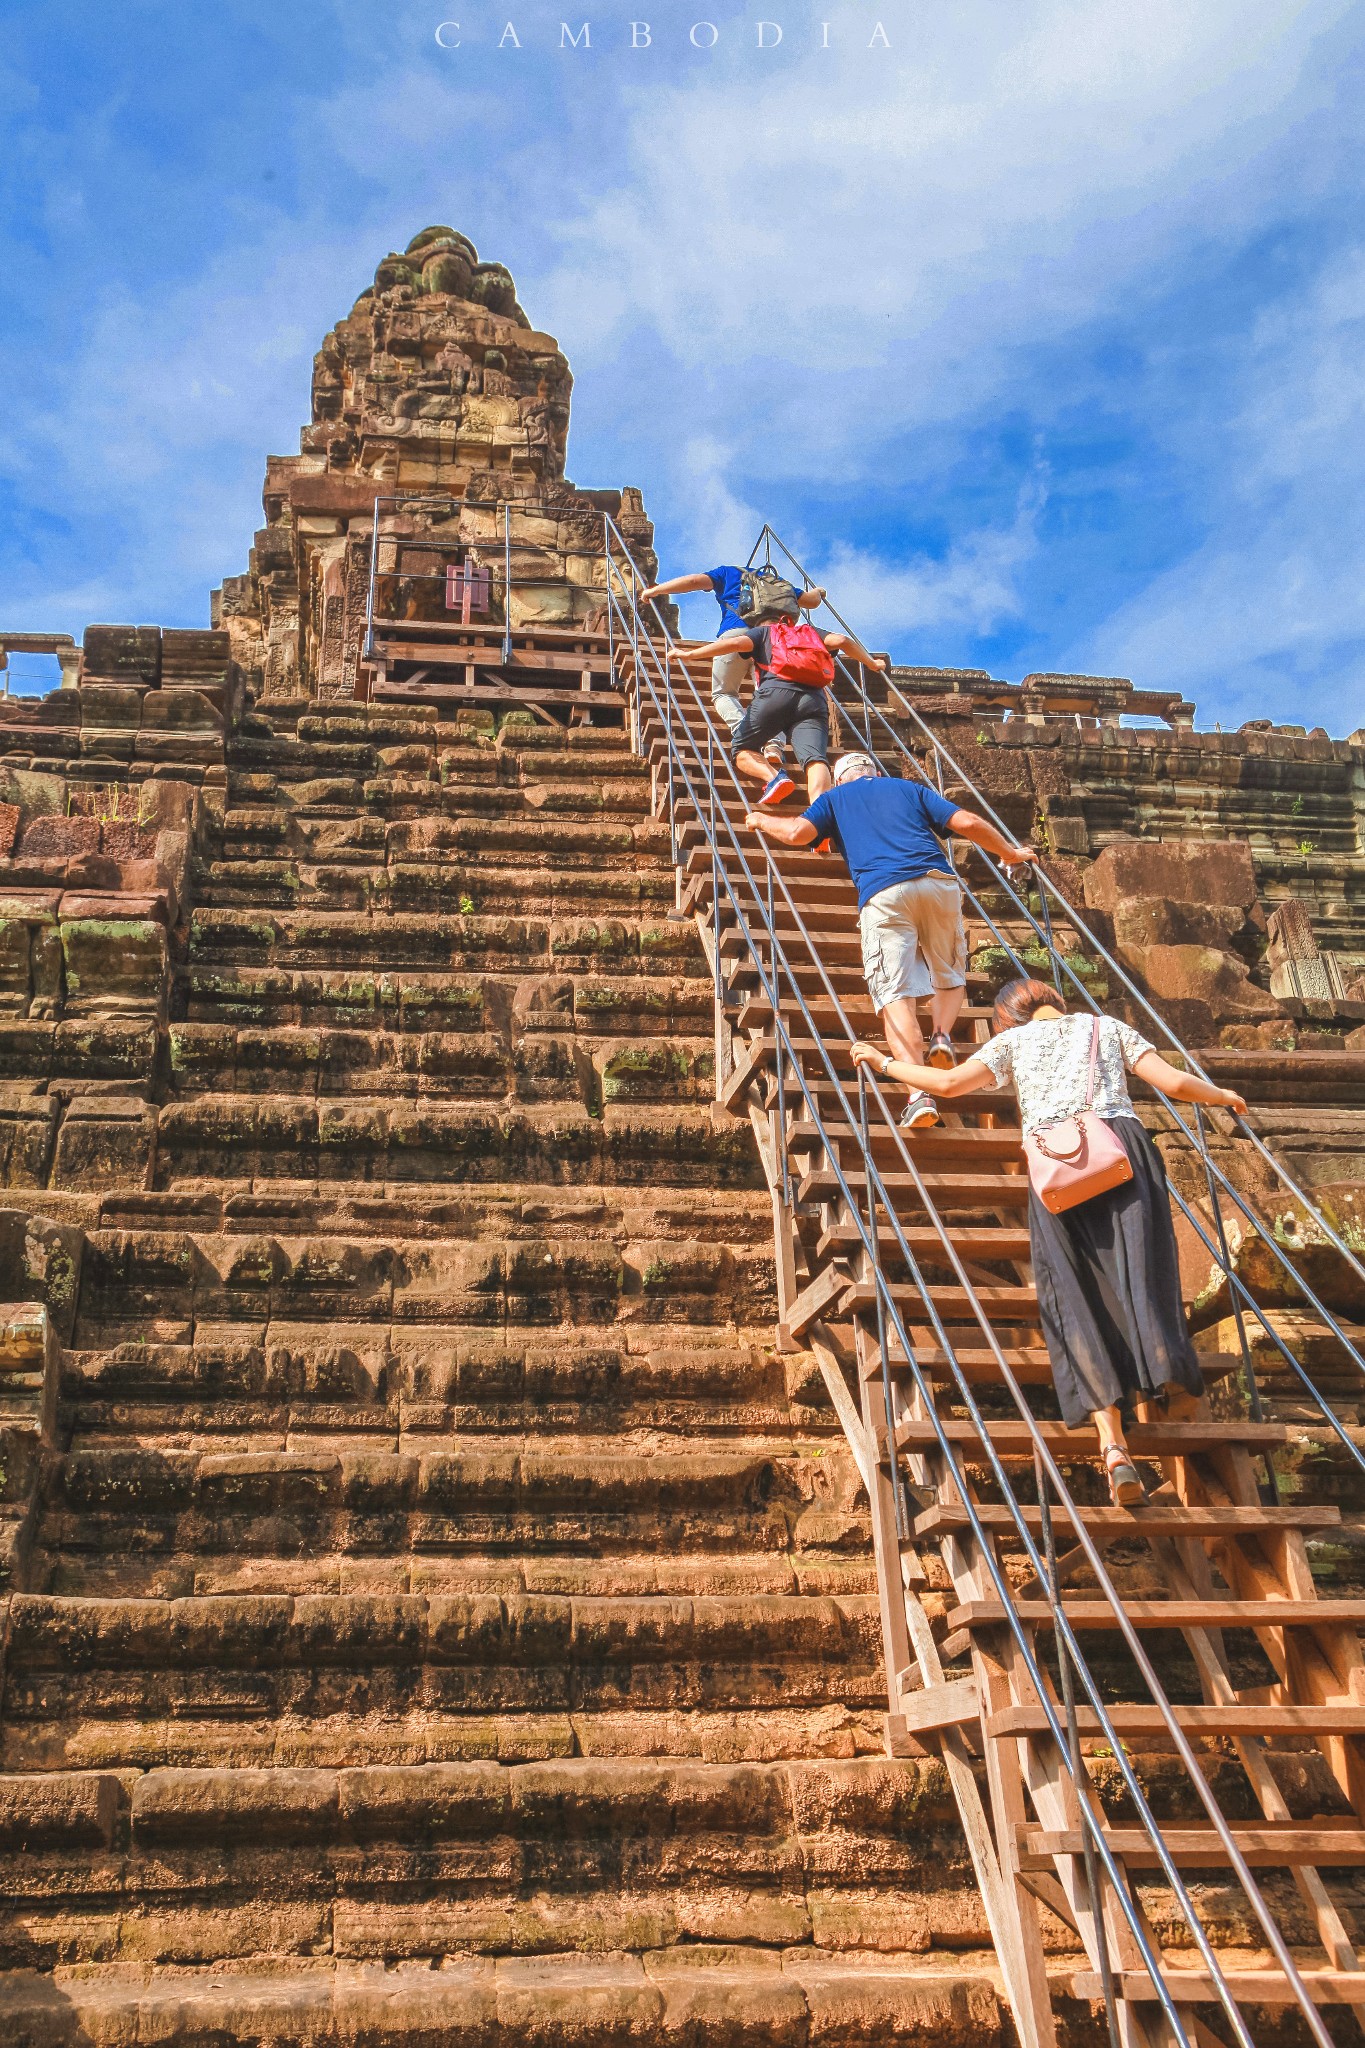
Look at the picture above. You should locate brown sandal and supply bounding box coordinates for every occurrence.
[1104,1443,1145,1508]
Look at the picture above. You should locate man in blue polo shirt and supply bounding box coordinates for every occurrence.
[640,563,824,735]
[747,751,1036,1128]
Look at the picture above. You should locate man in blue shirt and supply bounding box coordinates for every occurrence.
[747,752,1036,1127]
[640,564,824,735]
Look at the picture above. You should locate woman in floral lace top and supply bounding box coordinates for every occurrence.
[852,976,1247,1506]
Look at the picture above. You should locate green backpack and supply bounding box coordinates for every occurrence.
[739,566,803,624]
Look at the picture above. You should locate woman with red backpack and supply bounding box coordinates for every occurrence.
[688,608,888,806]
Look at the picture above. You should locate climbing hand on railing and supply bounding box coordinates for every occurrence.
[849,1040,889,1073]
[1131,1049,1247,1118]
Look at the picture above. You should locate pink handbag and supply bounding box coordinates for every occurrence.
[1022,1016,1134,1213]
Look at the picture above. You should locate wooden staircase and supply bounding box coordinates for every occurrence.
[614,575,1365,2048]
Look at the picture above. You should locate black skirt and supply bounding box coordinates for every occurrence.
[1028,1115,1203,1428]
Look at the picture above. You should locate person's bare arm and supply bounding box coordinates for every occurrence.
[948,808,1037,868]
[850,1043,995,1097]
[687,632,757,662]
[825,629,888,672]
[745,812,819,847]
[640,571,714,602]
[1134,1050,1247,1116]
[797,585,826,611]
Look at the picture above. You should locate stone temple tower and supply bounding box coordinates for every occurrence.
[212,227,659,701]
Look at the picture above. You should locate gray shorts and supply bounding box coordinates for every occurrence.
[859,872,966,1009]
[729,678,830,767]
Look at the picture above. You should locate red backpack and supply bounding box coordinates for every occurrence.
[764,619,836,688]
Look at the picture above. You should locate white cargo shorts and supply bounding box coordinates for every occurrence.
[710,642,753,733]
[858,872,966,1010]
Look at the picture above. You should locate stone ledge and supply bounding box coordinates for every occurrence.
[0,1952,1008,2048]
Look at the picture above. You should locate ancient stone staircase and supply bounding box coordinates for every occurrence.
[0,674,1023,2045]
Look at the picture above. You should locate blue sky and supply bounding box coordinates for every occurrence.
[3,0,1364,732]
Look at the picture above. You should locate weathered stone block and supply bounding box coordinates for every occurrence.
[1083,837,1258,914]
[82,624,161,686]
[78,685,145,730]
[141,689,224,736]
[49,1098,157,1191]
[19,817,98,861]
[60,918,168,1014]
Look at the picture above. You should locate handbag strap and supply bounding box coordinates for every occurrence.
[1083,1014,1102,1110]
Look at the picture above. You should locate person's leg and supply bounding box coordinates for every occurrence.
[729,683,799,791]
[789,689,831,802]
[1092,1403,1127,1453]
[928,984,967,1036]
[734,747,776,788]
[903,875,968,1061]
[857,883,937,1132]
[710,645,751,734]
[880,997,926,1064]
[1093,1401,1144,1503]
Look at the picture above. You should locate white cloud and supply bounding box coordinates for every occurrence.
[668,434,762,565]
[0,220,395,626]
[808,470,1049,648]
[3,0,1364,728]
[1080,243,1365,719]
[539,0,1352,425]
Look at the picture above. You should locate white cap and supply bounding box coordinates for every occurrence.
[833,751,879,784]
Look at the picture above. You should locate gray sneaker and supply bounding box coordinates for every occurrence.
[927,1032,956,1070]
[762,740,787,769]
[898,1090,939,1131]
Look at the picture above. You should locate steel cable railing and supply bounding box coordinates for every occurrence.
[607,555,1200,2045]
[749,527,1365,1453]
[926,820,1365,1482]
[753,521,1365,1303]
[801,678,1365,1488]
[697,521,1365,1484]
[363,491,578,664]
[604,518,1343,2048]
[611,567,1307,2048]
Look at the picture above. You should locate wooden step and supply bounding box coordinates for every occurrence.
[867,1345,1237,1389]
[944,1596,1365,1635]
[797,1166,1030,1208]
[762,1070,1017,1121]
[914,1502,1342,1538]
[743,995,1000,1033]
[989,1702,1365,1738]
[891,1418,1292,1456]
[735,1031,1003,1075]
[844,1277,1039,1322]
[373,677,625,710]
[817,1221,1033,1263]
[376,642,615,679]
[381,620,610,649]
[728,957,996,999]
[1020,1823,1365,1869]
[1069,1968,1365,2007]
[788,1119,1024,1164]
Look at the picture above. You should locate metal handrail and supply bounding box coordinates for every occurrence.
[754,521,1365,1303]
[604,516,1341,2048]
[609,569,1290,2048]
[364,490,613,660]
[817,658,1365,1414]
[607,559,1197,2044]
[717,520,1365,1474]
[803,704,1365,1478]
